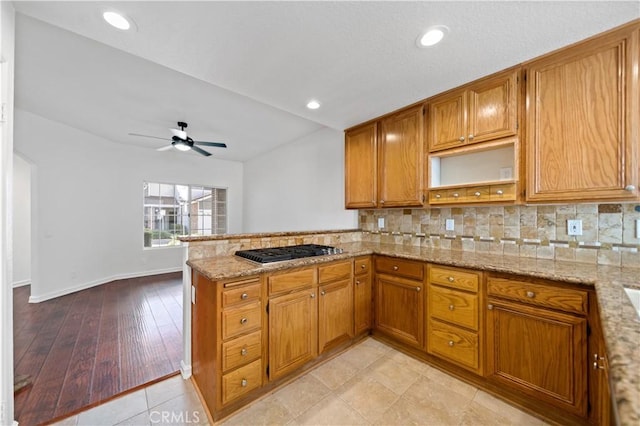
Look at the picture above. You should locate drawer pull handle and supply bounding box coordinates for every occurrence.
[416,286,421,292]
[241,348,247,356]
[448,304,455,311]
[526,291,535,298]
[496,190,504,195]
[453,193,459,198]
[435,194,441,199]
[474,192,481,197]
[447,276,455,282]
[241,293,249,300]
[240,318,248,325]
[488,304,494,310]
[241,379,248,387]
[448,341,455,347]
[625,185,636,191]
[393,266,399,271]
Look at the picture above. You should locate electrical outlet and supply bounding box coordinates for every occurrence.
[445,219,455,231]
[567,219,583,236]
[636,219,640,239]
[378,217,385,229]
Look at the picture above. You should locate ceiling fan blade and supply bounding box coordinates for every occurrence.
[170,128,188,140]
[190,145,212,157]
[128,133,170,141]
[193,141,227,148]
[156,145,174,151]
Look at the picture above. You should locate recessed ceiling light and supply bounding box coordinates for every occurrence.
[103,11,131,30]
[306,100,321,110]
[417,26,448,47]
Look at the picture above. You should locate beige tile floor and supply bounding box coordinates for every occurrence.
[51,338,547,426]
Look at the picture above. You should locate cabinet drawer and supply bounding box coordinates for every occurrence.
[222,282,261,307]
[490,183,516,201]
[466,186,491,202]
[487,276,588,314]
[222,359,262,404]
[429,189,449,204]
[318,260,352,284]
[375,257,424,280]
[428,319,479,371]
[268,268,316,295]
[222,302,262,340]
[429,285,478,330]
[354,256,371,276]
[447,189,465,203]
[429,265,479,292]
[222,330,262,372]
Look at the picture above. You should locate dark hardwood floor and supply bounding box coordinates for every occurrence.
[13,272,183,425]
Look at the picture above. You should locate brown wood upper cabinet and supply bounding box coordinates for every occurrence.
[345,104,424,208]
[525,22,640,202]
[427,68,519,152]
[344,122,377,208]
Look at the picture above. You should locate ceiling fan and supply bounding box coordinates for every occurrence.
[129,121,227,157]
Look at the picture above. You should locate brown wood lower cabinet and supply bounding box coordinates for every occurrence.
[353,256,372,335]
[486,275,588,417]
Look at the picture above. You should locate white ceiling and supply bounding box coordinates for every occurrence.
[13,1,640,162]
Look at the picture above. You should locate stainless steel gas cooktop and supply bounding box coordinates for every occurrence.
[235,244,343,264]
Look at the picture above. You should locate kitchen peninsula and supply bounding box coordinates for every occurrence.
[180,229,640,426]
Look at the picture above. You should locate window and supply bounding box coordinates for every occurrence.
[143,182,227,248]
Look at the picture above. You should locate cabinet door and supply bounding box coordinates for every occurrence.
[486,299,588,416]
[345,123,377,208]
[526,25,640,202]
[378,105,424,207]
[269,289,318,380]
[318,278,354,353]
[428,89,467,152]
[354,271,372,335]
[374,274,425,349]
[467,70,518,144]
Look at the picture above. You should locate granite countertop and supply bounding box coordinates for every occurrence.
[187,241,640,424]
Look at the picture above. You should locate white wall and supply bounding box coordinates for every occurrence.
[12,153,30,286]
[14,109,244,302]
[243,127,357,232]
[0,2,16,424]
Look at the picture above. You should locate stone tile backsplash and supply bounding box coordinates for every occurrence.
[359,204,640,268]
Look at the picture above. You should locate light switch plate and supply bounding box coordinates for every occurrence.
[567,219,583,236]
[499,167,513,180]
[636,219,640,239]
[445,219,455,231]
[378,217,385,229]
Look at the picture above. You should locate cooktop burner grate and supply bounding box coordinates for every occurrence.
[235,244,341,264]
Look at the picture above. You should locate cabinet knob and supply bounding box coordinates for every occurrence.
[496,190,504,195]
[448,341,455,347]
[526,291,535,298]
[448,304,455,311]
[240,318,248,324]
[468,134,474,140]
[416,286,421,292]
[488,304,494,310]
[625,185,636,191]
[459,136,465,142]
[453,193,459,198]
[241,348,248,356]
[380,200,385,204]
[393,265,399,271]
[474,192,481,197]
[435,194,441,199]
[593,361,605,370]
[241,293,248,300]
[321,290,326,296]
[241,379,248,387]
[361,264,366,269]
[310,293,315,298]
[356,280,361,285]
[447,276,455,282]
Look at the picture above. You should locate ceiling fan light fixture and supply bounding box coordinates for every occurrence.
[417,25,448,47]
[103,11,132,31]
[174,142,191,151]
